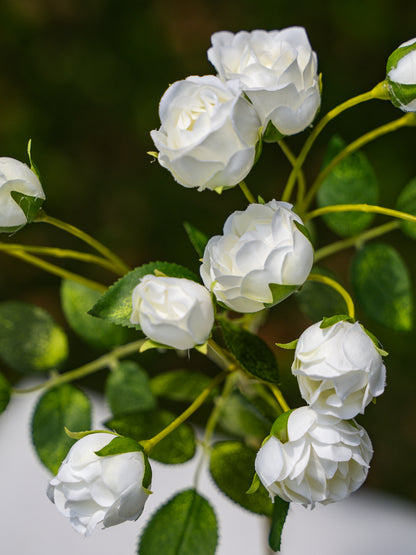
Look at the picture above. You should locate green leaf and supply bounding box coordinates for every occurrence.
[106,360,156,415]
[269,496,290,552]
[61,279,130,350]
[183,222,209,258]
[396,177,416,239]
[296,266,348,322]
[0,301,68,373]
[90,261,199,329]
[220,319,279,383]
[352,243,413,331]
[317,135,379,237]
[0,373,11,414]
[209,441,273,516]
[106,409,196,464]
[217,391,271,440]
[150,369,214,403]
[32,384,91,474]
[320,314,354,328]
[138,489,217,555]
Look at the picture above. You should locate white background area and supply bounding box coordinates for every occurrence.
[1,384,416,555]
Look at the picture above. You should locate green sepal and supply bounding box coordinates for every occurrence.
[64,428,106,440]
[360,326,388,357]
[0,373,11,414]
[386,41,416,75]
[275,338,298,350]
[183,221,209,258]
[257,195,266,204]
[262,120,285,143]
[140,339,173,352]
[95,435,144,456]
[387,82,416,109]
[269,496,290,552]
[271,410,295,443]
[194,341,208,354]
[147,151,158,159]
[246,472,261,495]
[254,127,264,162]
[320,314,355,329]
[1,191,45,234]
[27,139,42,179]
[294,220,313,243]
[265,283,300,307]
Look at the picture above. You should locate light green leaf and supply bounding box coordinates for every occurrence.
[217,391,271,440]
[138,489,217,555]
[220,319,279,383]
[32,384,91,474]
[106,360,156,415]
[296,266,348,322]
[0,373,11,414]
[150,369,214,403]
[269,496,290,552]
[183,222,209,258]
[352,243,413,331]
[89,261,199,329]
[317,135,379,237]
[209,441,273,516]
[61,279,130,349]
[0,301,68,373]
[396,177,416,239]
[106,409,196,464]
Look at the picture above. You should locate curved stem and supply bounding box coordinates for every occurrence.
[278,140,306,205]
[12,339,145,394]
[5,249,107,292]
[302,112,416,212]
[35,211,130,275]
[314,221,400,263]
[305,204,416,225]
[282,81,389,203]
[269,384,290,412]
[239,181,257,204]
[307,273,355,319]
[0,242,119,273]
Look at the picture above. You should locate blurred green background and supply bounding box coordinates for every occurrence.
[0,0,415,501]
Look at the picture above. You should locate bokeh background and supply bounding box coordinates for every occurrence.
[1,0,415,506]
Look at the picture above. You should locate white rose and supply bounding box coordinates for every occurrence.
[255,406,373,506]
[47,433,151,536]
[0,157,45,229]
[150,75,261,191]
[292,320,386,419]
[208,28,321,136]
[386,38,416,112]
[130,275,215,349]
[200,200,313,313]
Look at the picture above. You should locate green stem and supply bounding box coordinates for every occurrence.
[278,140,306,205]
[314,221,400,262]
[308,272,355,319]
[35,211,130,275]
[5,249,107,292]
[239,181,257,204]
[305,204,416,225]
[269,384,290,413]
[0,242,119,273]
[12,339,145,394]
[302,112,416,212]
[141,370,229,454]
[282,81,389,203]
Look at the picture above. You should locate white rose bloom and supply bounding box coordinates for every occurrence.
[150,75,261,191]
[200,200,313,313]
[0,157,45,228]
[386,38,416,112]
[208,28,321,136]
[292,320,386,419]
[131,275,214,349]
[255,406,373,506]
[47,433,151,536]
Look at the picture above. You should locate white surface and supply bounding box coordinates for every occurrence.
[1,385,416,555]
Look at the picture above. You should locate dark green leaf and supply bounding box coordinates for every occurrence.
[0,373,10,414]
[106,360,156,415]
[138,489,217,555]
[317,135,379,237]
[352,243,413,331]
[209,441,273,516]
[106,409,196,464]
[269,496,290,552]
[90,261,199,329]
[0,301,68,373]
[396,177,416,239]
[150,369,214,403]
[32,384,91,474]
[61,279,130,349]
[183,222,209,258]
[296,266,348,322]
[220,319,279,383]
[217,391,271,440]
